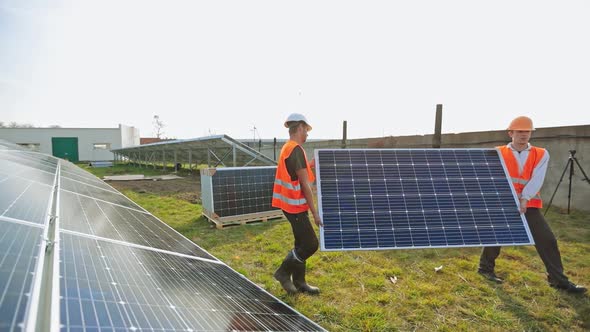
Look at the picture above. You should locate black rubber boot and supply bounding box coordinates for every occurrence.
[478,269,504,284]
[273,251,298,294]
[293,261,320,295]
[548,276,587,294]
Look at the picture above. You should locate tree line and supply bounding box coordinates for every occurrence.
[0,122,61,128]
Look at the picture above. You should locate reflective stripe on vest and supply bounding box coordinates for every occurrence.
[272,140,315,214]
[274,178,301,191]
[498,145,545,208]
[272,193,307,206]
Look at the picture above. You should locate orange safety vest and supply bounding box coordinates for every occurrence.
[498,145,545,208]
[272,140,315,213]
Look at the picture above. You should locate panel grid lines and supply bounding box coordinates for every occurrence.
[59,190,216,260]
[1,145,325,331]
[316,149,533,251]
[60,233,325,331]
[0,222,43,330]
[203,167,280,218]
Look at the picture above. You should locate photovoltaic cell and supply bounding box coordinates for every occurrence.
[60,233,325,331]
[61,171,116,192]
[316,149,533,251]
[14,168,56,187]
[201,167,279,218]
[0,176,53,224]
[0,221,43,331]
[60,162,117,191]
[60,177,141,210]
[60,190,217,260]
[0,150,57,174]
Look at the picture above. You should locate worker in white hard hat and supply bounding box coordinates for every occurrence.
[271,113,321,295]
[478,116,586,293]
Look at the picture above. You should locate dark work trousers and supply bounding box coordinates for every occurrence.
[283,210,319,261]
[479,208,569,286]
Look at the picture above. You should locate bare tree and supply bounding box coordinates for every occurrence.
[153,115,165,138]
[48,125,62,128]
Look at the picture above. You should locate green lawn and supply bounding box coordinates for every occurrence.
[86,165,590,331]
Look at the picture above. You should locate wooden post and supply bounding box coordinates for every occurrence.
[173,150,178,173]
[433,104,443,148]
[342,120,348,149]
[273,138,277,161]
[188,150,192,173]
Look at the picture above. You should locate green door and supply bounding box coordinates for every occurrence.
[52,137,79,162]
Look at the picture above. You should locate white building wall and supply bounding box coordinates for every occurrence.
[119,124,140,148]
[0,125,139,161]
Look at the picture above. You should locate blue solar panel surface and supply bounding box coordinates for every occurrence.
[60,233,325,332]
[315,149,533,251]
[0,222,43,331]
[0,143,326,331]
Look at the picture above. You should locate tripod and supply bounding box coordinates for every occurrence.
[544,150,590,215]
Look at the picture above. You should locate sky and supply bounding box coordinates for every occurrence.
[1,0,589,140]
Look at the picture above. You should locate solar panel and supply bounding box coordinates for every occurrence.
[0,150,58,174]
[0,142,326,330]
[200,166,282,225]
[0,159,56,225]
[60,177,142,210]
[60,160,116,189]
[59,190,218,260]
[60,232,325,331]
[0,221,44,331]
[315,149,534,251]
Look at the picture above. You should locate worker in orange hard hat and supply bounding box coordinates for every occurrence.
[478,116,586,293]
[272,113,322,295]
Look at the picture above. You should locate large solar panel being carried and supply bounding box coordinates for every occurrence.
[0,147,325,331]
[315,149,534,251]
[201,166,283,228]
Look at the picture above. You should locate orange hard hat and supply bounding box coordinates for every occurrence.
[507,116,534,131]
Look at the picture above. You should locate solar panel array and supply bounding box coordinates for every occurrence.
[201,166,280,218]
[0,142,325,331]
[315,149,533,251]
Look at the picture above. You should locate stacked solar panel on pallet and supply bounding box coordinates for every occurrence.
[200,166,283,228]
[0,140,325,331]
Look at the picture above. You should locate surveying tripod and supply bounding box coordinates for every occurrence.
[544,150,590,215]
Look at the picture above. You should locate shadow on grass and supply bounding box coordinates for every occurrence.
[178,215,292,251]
[494,288,548,331]
[545,209,590,246]
[493,283,590,331]
[556,290,590,330]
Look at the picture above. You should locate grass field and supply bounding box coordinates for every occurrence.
[85,164,590,331]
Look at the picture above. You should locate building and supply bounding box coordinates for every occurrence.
[140,137,174,145]
[0,124,139,162]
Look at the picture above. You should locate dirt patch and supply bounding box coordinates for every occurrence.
[107,174,201,203]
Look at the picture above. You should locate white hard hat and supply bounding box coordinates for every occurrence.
[284,113,312,131]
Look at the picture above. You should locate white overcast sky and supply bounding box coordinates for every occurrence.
[1,0,589,140]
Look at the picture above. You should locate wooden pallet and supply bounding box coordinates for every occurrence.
[202,209,284,229]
